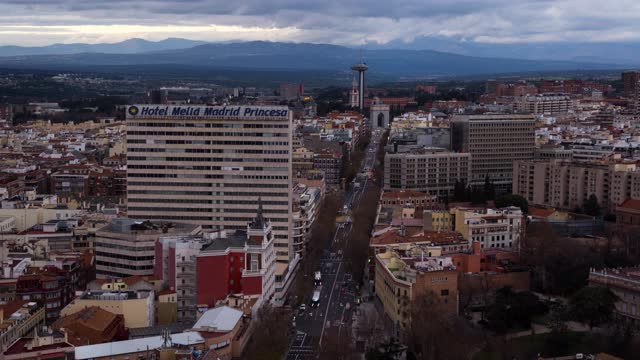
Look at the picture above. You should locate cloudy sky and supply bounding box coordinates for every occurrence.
[1,0,640,46]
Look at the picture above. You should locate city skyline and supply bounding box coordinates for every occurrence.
[2,1,640,354]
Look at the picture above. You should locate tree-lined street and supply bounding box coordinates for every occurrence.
[286,127,384,359]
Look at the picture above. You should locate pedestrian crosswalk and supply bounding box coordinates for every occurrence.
[286,332,318,359]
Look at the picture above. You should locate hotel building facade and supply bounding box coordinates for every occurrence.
[125,105,296,298]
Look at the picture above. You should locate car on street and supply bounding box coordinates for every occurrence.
[311,289,321,307]
[299,303,306,312]
[314,271,322,285]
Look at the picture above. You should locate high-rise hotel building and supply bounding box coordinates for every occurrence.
[125,105,296,298]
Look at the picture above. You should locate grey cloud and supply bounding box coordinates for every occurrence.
[1,0,640,45]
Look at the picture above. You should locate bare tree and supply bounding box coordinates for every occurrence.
[320,326,355,360]
[354,305,387,351]
[523,221,611,295]
[604,222,640,263]
[344,184,381,284]
[290,193,342,302]
[243,305,291,360]
[458,273,496,320]
[520,221,556,292]
[408,292,484,360]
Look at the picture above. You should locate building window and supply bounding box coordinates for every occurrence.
[441,289,449,296]
[251,254,259,271]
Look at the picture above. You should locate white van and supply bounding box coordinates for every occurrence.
[311,289,321,307]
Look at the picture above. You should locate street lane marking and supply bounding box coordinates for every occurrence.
[319,261,341,348]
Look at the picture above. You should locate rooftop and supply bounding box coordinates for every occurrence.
[382,190,431,200]
[528,206,557,218]
[0,300,29,321]
[79,290,148,301]
[90,275,150,287]
[192,306,243,333]
[619,199,640,211]
[202,231,247,252]
[100,218,198,235]
[74,331,204,360]
[3,338,73,356]
[128,323,191,339]
[371,227,463,247]
[590,267,640,286]
[52,306,123,346]
[378,251,456,284]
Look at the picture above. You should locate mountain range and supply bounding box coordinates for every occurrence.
[368,36,640,66]
[0,38,633,79]
[0,38,207,57]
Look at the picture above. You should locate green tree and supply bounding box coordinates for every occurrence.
[545,304,571,356]
[469,186,486,205]
[494,194,529,213]
[583,194,602,216]
[486,287,548,333]
[453,180,467,202]
[569,286,618,329]
[483,175,496,201]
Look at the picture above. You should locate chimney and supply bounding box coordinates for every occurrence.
[472,241,481,255]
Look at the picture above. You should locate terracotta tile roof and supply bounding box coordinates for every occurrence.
[371,228,461,246]
[157,289,176,296]
[122,275,145,286]
[52,306,124,346]
[390,218,423,227]
[619,199,640,211]
[382,190,429,199]
[3,338,73,356]
[528,207,556,218]
[17,273,58,282]
[0,300,28,320]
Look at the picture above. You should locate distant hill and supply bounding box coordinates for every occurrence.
[0,40,624,78]
[0,38,208,57]
[369,36,640,66]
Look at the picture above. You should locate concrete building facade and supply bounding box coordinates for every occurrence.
[453,207,524,250]
[513,159,640,214]
[375,250,458,336]
[95,218,200,279]
[155,235,207,323]
[589,267,640,322]
[451,114,535,192]
[126,105,294,282]
[384,148,471,197]
[0,302,45,353]
[517,93,573,114]
[60,289,155,329]
[623,70,640,98]
[196,205,276,308]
